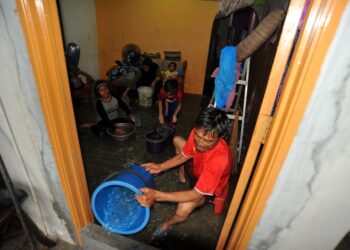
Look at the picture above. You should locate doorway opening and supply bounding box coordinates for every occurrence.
[56,0,300,249]
[18,0,344,248]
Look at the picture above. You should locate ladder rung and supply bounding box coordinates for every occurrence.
[226,114,243,121]
[236,80,247,86]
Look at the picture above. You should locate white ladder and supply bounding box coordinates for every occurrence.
[214,57,250,162]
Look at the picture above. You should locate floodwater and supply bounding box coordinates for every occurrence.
[74,94,233,250]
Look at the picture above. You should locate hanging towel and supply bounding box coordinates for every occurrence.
[214,46,237,108]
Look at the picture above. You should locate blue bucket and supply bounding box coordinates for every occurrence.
[91,165,154,235]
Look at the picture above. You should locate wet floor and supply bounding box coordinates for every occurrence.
[73,93,233,250]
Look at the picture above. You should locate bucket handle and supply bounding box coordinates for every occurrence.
[103,169,150,187]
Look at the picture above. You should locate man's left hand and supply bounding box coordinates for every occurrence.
[135,187,158,207]
[142,162,163,174]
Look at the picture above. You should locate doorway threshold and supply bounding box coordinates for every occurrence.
[81,224,158,250]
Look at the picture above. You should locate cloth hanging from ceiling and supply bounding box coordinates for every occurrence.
[216,0,254,18]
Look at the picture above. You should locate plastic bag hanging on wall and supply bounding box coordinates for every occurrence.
[214,46,237,108]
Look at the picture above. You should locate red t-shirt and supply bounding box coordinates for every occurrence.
[182,129,232,197]
[158,84,183,103]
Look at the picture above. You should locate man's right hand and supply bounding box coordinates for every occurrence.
[142,162,163,174]
[135,187,158,207]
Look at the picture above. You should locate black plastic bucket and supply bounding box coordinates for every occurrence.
[156,125,176,147]
[145,131,166,154]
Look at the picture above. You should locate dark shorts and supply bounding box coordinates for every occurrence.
[163,99,179,123]
[183,160,195,185]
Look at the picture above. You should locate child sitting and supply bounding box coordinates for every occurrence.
[158,79,183,125]
[163,62,179,80]
[82,80,135,136]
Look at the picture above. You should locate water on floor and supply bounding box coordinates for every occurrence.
[73,93,232,250]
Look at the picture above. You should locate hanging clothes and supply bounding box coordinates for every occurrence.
[214,46,237,109]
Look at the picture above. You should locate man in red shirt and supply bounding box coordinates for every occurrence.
[136,108,232,240]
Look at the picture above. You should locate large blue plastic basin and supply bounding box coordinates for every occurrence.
[91,165,154,235]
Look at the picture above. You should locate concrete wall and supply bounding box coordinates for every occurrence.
[59,0,99,79]
[95,0,219,94]
[249,3,350,250]
[0,1,74,243]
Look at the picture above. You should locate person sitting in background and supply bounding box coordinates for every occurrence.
[82,80,135,136]
[139,57,162,88]
[163,62,179,81]
[158,79,183,126]
[136,108,232,240]
[138,57,163,104]
[106,60,140,105]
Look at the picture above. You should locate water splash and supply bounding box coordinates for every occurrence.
[103,187,143,232]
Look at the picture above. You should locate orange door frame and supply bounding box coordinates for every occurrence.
[17,0,93,244]
[219,0,347,249]
[217,0,307,247]
[16,0,347,248]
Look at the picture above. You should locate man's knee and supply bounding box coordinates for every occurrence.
[176,198,205,217]
[175,205,192,219]
[173,135,186,152]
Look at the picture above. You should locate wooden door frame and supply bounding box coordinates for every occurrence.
[17,0,93,244]
[216,0,307,247]
[218,0,347,249]
[16,0,346,248]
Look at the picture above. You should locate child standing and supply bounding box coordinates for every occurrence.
[82,80,135,136]
[158,79,183,125]
[158,79,183,182]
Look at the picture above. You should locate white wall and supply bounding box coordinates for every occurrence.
[0,1,74,243]
[249,3,350,250]
[59,0,99,79]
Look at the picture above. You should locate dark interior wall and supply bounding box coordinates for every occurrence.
[202,7,258,100]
